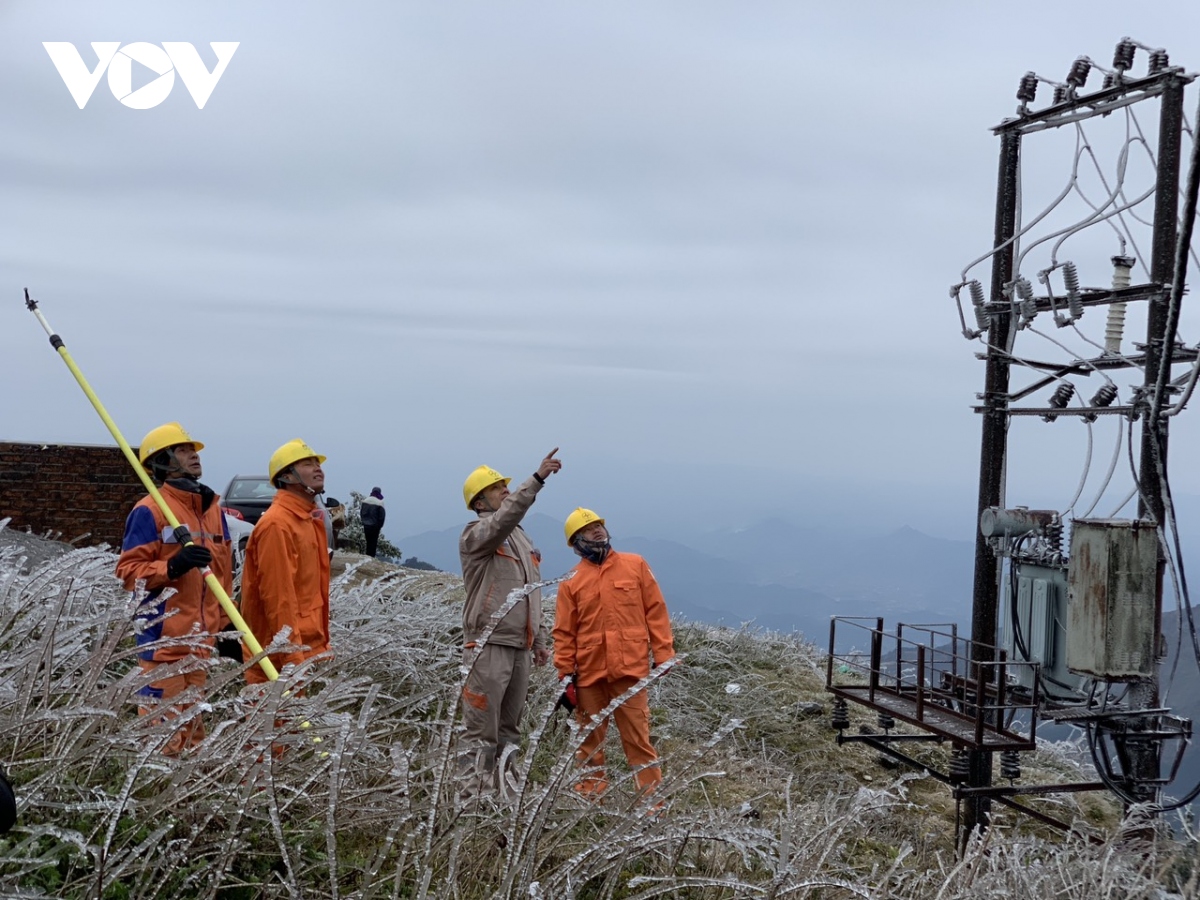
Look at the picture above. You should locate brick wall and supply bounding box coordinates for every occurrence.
[0,442,145,548]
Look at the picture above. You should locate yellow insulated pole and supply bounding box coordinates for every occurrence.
[24,289,279,682]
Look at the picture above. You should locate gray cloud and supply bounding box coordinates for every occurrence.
[4,1,1200,539]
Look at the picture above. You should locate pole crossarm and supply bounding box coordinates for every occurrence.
[994,69,1196,136]
[976,283,1171,318]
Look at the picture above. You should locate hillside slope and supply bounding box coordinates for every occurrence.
[0,523,1191,899]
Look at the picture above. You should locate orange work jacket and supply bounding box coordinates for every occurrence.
[240,488,331,683]
[115,481,233,663]
[553,550,674,688]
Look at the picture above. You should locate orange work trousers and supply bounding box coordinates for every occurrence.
[137,661,207,756]
[574,676,661,794]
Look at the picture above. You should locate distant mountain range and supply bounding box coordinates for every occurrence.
[395,513,977,644]
[396,509,1200,810]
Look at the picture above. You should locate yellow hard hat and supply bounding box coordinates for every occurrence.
[565,508,605,545]
[138,422,204,465]
[269,439,327,484]
[463,465,510,509]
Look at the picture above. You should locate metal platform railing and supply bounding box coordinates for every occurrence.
[826,616,1039,751]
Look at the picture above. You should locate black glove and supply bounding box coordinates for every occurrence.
[167,544,212,580]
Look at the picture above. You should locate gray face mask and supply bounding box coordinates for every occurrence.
[575,538,611,565]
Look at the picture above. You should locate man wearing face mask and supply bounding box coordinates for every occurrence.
[116,422,233,755]
[240,439,332,686]
[554,508,674,800]
[457,448,561,796]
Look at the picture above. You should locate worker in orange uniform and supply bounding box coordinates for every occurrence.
[116,422,233,755]
[553,508,675,799]
[240,439,331,686]
[458,449,561,797]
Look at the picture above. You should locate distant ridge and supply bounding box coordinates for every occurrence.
[397,516,976,643]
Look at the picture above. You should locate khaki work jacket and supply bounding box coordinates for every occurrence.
[459,476,547,651]
[553,550,674,688]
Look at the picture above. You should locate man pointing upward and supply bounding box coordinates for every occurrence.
[457,448,561,797]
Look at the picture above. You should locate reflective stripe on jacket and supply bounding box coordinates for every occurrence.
[459,475,546,651]
[240,489,331,683]
[115,482,232,663]
[553,550,674,688]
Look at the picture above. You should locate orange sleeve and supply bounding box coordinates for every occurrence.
[115,504,170,591]
[115,540,170,592]
[640,557,674,665]
[552,578,579,679]
[250,519,306,668]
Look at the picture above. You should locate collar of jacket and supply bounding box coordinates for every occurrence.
[578,546,615,567]
[272,487,322,519]
[163,478,216,511]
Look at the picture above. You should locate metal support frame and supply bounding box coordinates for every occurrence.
[1000,341,1197,405]
[1125,73,1186,805]
[826,617,1040,751]
[995,71,1179,136]
[834,715,1108,841]
[835,732,950,782]
[971,66,1190,826]
[967,123,1020,838]
[825,54,1196,849]
[987,795,1106,840]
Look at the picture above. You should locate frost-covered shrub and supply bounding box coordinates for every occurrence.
[0,521,1188,899]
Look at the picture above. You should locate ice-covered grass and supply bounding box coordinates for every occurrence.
[0,522,1196,898]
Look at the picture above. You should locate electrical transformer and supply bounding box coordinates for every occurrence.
[1001,562,1087,699]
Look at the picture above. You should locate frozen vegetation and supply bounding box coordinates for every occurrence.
[1,520,1199,898]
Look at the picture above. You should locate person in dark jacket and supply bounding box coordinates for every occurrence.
[360,487,386,558]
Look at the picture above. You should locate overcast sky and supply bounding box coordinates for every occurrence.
[3,2,1200,544]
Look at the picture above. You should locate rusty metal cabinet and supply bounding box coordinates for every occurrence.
[1066,519,1159,679]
